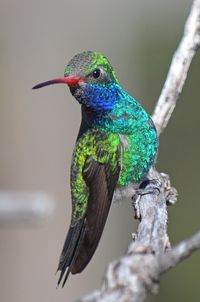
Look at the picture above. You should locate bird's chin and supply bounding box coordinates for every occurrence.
[78,99,87,106]
[69,86,77,95]
[70,87,87,106]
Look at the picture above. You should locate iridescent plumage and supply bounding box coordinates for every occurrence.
[33,51,158,287]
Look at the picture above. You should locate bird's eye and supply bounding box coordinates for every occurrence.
[92,68,101,79]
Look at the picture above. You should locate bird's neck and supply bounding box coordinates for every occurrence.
[78,92,150,137]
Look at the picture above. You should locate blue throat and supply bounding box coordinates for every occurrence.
[77,82,152,137]
[76,83,124,111]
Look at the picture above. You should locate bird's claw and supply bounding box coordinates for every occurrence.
[132,178,161,219]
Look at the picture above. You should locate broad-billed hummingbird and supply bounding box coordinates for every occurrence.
[33,51,158,287]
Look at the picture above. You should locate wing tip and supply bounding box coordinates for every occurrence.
[56,266,71,288]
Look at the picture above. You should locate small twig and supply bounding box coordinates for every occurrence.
[152,0,200,135]
[0,191,55,225]
[159,230,200,273]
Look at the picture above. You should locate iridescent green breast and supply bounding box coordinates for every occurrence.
[88,90,158,186]
[118,120,158,186]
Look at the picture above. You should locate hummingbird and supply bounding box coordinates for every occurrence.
[33,51,158,287]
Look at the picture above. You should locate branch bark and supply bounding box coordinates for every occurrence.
[77,1,200,301]
[80,229,200,302]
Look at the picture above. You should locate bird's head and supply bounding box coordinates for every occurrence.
[33,51,121,111]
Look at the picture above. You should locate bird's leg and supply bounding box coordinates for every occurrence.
[132,178,161,220]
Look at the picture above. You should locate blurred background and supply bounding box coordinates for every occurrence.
[0,0,200,301]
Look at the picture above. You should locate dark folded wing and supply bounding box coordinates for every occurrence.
[70,158,120,273]
[57,132,121,287]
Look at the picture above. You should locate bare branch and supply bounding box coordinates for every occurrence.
[152,0,200,135]
[80,230,200,302]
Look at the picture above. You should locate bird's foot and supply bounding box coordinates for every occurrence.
[132,178,161,220]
